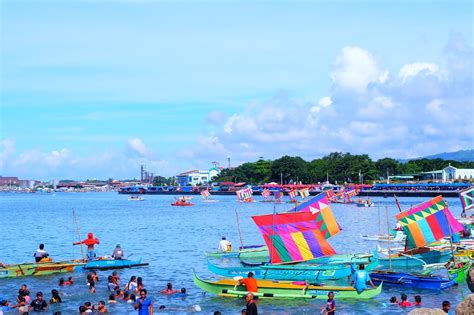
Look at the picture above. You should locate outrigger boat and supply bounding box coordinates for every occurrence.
[205,245,269,259]
[207,258,379,281]
[378,196,463,269]
[0,260,84,279]
[193,271,382,299]
[370,270,457,290]
[81,258,149,270]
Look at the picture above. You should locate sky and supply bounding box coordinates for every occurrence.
[1,0,473,180]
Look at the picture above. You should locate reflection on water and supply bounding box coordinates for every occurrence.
[0,192,468,314]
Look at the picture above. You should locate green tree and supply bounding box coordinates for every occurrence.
[271,156,308,184]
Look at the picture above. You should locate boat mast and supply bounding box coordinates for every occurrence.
[72,208,85,260]
[385,205,392,272]
[443,200,457,265]
[235,209,245,249]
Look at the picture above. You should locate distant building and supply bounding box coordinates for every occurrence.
[176,167,221,186]
[0,176,20,186]
[442,165,474,182]
[414,164,474,183]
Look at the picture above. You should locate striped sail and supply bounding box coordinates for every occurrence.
[396,195,464,249]
[460,187,474,211]
[252,211,336,264]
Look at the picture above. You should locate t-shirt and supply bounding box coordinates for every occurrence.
[218,240,231,251]
[352,270,370,292]
[242,278,258,292]
[399,301,412,307]
[108,282,116,291]
[326,299,336,315]
[136,297,153,315]
[246,301,258,315]
[30,299,48,311]
[34,249,48,262]
[126,281,138,293]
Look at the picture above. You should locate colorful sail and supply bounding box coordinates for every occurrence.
[288,190,297,200]
[344,188,358,200]
[262,188,271,199]
[201,189,211,199]
[236,187,253,201]
[252,211,336,264]
[274,190,283,202]
[460,187,474,211]
[292,192,341,239]
[299,188,310,199]
[396,195,464,249]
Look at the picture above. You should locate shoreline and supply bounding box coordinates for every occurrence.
[118,190,462,198]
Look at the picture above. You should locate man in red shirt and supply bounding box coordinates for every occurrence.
[236,272,258,292]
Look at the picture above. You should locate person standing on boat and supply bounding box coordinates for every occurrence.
[351,264,376,293]
[111,244,124,260]
[73,232,100,261]
[218,237,232,252]
[33,244,49,262]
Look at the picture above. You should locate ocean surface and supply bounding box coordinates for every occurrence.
[0,192,468,314]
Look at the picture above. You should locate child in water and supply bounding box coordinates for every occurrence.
[320,291,336,315]
[398,293,412,307]
[414,295,422,306]
[49,289,62,303]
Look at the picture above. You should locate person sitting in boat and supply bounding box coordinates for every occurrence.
[33,244,49,262]
[365,198,371,205]
[357,197,363,204]
[218,237,232,252]
[351,264,376,293]
[235,272,258,293]
[73,232,100,261]
[181,196,186,203]
[160,282,179,295]
[111,244,124,260]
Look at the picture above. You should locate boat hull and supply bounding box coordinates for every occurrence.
[205,246,269,259]
[193,272,382,299]
[0,261,84,279]
[379,249,452,268]
[370,271,457,290]
[81,259,149,270]
[208,258,379,281]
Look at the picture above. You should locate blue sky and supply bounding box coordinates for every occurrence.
[1,0,473,180]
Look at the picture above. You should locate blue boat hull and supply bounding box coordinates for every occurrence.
[80,259,149,270]
[379,250,451,268]
[370,271,457,290]
[208,259,379,281]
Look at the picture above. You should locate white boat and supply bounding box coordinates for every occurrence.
[128,196,144,201]
[361,231,406,243]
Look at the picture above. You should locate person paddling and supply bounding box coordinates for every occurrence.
[73,232,100,261]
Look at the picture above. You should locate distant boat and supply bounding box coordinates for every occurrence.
[201,189,219,203]
[128,196,144,201]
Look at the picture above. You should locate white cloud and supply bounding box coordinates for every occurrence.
[330,46,388,93]
[318,96,333,107]
[399,62,441,82]
[127,137,150,157]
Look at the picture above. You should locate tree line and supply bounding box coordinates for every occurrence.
[213,153,474,185]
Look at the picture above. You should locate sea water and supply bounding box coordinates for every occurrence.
[0,192,468,314]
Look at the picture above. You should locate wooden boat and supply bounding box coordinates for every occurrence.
[193,272,382,299]
[378,247,452,268]
[207,258,379,281]
[81,258,149,270]
[0,260,84,279]
[205,245,269,259]
[370,270,457,290]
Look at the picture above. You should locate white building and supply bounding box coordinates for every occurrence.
[176,167,221,186]
[442,165,474,182]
